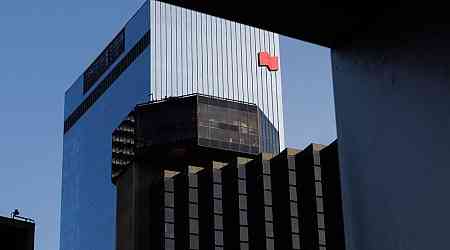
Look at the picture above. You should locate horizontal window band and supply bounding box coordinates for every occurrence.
[64,31,150,134]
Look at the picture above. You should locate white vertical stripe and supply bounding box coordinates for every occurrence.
[269,33,279,142]
[212,18,219,97]
[216,19,223,98]
[206,15,213,96]
[152,2,284,151]
[274,33,285,149]
[265,31,274,134]
[191,11,198,94]
[235,23,243,102]
[196,12,203,94]
[169,4,176,96]
[249,26,256,105]
[201,13,207,95]
[154,1,161,100]
[225,20,233,100]
[160,2,167,98]
[186,9,193,95]
[181,8,187,95]
[176,7,182,96]
[242,25,249,103]
[255,28,265,115]
[150,1,156,100]
[231,22,238,100]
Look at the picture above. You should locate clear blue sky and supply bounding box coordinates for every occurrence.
[0,1,335,249]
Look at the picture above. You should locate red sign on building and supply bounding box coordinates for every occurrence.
[258,52,279,71]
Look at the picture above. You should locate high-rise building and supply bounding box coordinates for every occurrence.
[110,96,344,250]
[61,1,284,250]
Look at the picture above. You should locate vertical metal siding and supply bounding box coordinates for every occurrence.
[150,0,285,149]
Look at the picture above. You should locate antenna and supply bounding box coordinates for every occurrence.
[10,209,34,223]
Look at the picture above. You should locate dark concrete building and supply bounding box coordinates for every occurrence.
[111,94,344,250]
[0,216,35,250]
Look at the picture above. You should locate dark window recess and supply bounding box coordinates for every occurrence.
[64,31,150,134]
[83,29,125,94]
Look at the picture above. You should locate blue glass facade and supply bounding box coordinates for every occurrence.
[61,2,150,250]
[61,1,285,250]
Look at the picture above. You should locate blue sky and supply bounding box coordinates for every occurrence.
[0,1,335,249]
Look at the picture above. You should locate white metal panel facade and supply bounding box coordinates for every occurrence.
[150,0,285,150]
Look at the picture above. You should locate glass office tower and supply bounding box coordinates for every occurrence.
[61,1,284,250]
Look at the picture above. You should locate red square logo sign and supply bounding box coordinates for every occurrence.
[258,52,279,71]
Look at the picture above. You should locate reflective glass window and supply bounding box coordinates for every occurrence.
[239,195,247,209]
[238,179,247,194]
[165,238,175,250]
[239,210,248,225]
[315,181,323,196]
[265,222,274,237]
[165,193,174,207]
[189,189,198,202]
[291,218,299,233]
[240,227,249,241]
[214,215,223,229]
[317,198,324,212]
[190,219,199,234]
[190,234,199,249]
[214,184,222,198]
[292,234,300,249]
[290,186,297,201]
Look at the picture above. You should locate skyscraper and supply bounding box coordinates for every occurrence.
[109,97,344,250]
[61,1,284,250]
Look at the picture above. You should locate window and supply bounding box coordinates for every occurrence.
[289,171,296,185]
[290,202,298,217]
[189,175,198,187]
[314,166,322,181]
[263,175,271,187]
[190,234,199,249]
[83,29,125,94]
[165,193,174,207]
[214,215,223,229]
[240,242,249,250]
[213,171,221,183]
[239,210,248,225]
[215,231,224,245]
[264,207,273,220]
[165,223,175,238]
[264,191,272,205]
[238,167,246,178]
[190,219,199,234]
[291,218,299,233]
[238,179,247,194]
[317,213,325,229]
[164,179,174,192]
[265,222,274,237]
[189,189,198,202]
[213,184,222,198]
[239,195,247,209]
[240,227,249,241]
[214,199,222,212]
[189,204,198,218]
[316,198,324,212]
[318,230,326,245]
[290,186,297,201]
[292,234,300,249]
[263,164,270,174]
[315,181,323,196]
[266,238,274,250]
[165,238,175,250]
[165,208,174,222]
